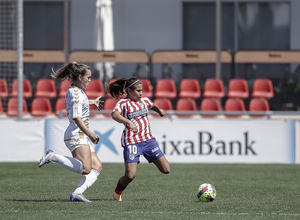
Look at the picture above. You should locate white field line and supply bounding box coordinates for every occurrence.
[2,210,300,216]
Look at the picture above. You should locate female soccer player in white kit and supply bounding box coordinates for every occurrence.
[107,77,170,201]
[39,62,103,202]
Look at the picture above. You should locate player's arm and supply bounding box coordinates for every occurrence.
[89,96,104,110]
[151,103,165,117]
[111,110,138,132]
[73,117,100,144]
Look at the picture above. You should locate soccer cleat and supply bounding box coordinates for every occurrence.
[70,193,91,202]
[113,192,122,201]
[38,150,54,167]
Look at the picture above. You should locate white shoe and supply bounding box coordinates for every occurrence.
[70,193,91,202]
[38,150,54,167]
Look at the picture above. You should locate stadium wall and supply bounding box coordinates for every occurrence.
[1,118,299,164]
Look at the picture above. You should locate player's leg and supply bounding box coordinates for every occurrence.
[143,138,170,174]
[71,145,102,202]
[72,144,92,174]
[39,149,84,174]
[153,155,170,174]
[113,162,137,201]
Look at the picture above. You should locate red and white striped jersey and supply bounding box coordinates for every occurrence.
[112,96,154,146]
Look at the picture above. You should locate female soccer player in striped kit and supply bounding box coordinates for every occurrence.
[38,62,103,202]
[108,77,170,201]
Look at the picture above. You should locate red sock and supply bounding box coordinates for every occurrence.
[115,179,126,194]
[115,186,123,195]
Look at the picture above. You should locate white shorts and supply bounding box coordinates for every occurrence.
[64,136,95,153]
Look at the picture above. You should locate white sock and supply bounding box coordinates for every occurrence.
[50,153,83,174]
[73,169,100,195]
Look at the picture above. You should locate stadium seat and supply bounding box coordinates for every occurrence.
[6,98,28,116]
[0,99,3,115]
[200,98,221,117]
[153,98,173,117]
[227,78,249,98]
[35,79,57,98]
[249,97,270,117]
[31,97,52,116]
[55,97,67,117]
[224,98,246,117]
[84,79,105,99]
[58,80,71,97]
[251,78,274,98]
[178,78,201,98]
[0,78,9,98]
[10,79,33,98]
[154,79,177,98]
[139,78,153,98]
[103,97,118,117]
[203,78,225,98]
[176,98,197,117]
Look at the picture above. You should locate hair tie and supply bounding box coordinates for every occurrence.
[72,61,78,70]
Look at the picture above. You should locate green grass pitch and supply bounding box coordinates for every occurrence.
[0,163,299,220]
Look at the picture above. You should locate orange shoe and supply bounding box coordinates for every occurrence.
[113,192,122,201]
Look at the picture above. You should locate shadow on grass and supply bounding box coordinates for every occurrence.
[8,198,147,202]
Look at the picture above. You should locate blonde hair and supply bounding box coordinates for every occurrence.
[51,61,90,82]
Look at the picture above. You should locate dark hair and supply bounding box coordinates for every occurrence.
[107,77,141,99]
[51,61,90,82]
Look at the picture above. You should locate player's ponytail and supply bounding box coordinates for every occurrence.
[107,78,127,100]
[51,61,90,82]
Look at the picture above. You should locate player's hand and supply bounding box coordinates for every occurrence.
[94,96,104,110]
[90,133,100,144]
[159,109,165,117]
[128,122,138,133]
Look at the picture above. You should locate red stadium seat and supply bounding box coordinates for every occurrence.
[224,98,246,117]
[58,80,71,97]
[31,97,52,116]
[6,98,28,116]
[251,78,274,98]
[0,79,9,98]
[35,79,57,98]
[153,98,173,117]
[203,78,225,98]
[249,97,270,117]
[139,78,153,98]
[10,79,33,98]
[176,98,197,117]
[227,78,249,98]
[154,79,177,98]
[178,78,201,98]
[103,97,118,117]
[0,99,3,115]
[85,79,105,99]
[200,98,221,117]
[55,97,67,117]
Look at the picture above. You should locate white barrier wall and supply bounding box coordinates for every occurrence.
[0,119,45,162]
[45,118,296,164]
[1,118,299,163]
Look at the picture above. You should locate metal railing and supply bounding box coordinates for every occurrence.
[58,109,300,120]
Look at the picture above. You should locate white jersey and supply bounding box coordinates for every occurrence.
[64,85,90,142]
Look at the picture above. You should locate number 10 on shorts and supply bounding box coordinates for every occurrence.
[128,145,137,161]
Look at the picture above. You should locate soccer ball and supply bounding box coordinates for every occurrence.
[197,183,216,202]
